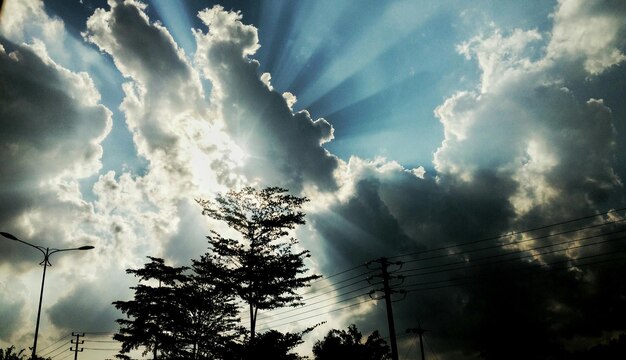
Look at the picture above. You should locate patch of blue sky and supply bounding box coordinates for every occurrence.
[148,0,196,58]
[292,1,447,110]
[256,0,355,92]
[322,70,443,170]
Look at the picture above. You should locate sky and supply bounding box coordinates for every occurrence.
[0,0,625,359]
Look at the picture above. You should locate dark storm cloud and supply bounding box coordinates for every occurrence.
[2,0,626,358]
[47,276,128,334]
[0,285,25,341]
[304,1,626,357]
[0,37,111,265]
[194,6,340,193]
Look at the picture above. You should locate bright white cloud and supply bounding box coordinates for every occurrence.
[547,0,626,75]
[1,0,625,359]
[0,0,64,46]
[193,5,340,193]
[0,34,111,348]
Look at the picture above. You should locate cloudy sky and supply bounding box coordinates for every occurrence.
[1,0,625,359]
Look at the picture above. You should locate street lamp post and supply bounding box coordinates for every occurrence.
[0,232,94,360]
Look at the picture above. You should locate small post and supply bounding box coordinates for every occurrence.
[407,324,428,360]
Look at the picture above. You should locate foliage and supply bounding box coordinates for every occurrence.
[0,347,25,360]
[242,330,307,360]
[312,324,391,360]
[187,255,243,359]
[197,186,321,338]
[0,346,50,360]
[113,256,240,360]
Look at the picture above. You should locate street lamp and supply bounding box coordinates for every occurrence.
[0,232,94,360]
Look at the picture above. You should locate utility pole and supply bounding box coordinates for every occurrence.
[70,332,84,360]
[407,324,428,360]
[368,257,405,360]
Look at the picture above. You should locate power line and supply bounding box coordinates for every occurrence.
[254,282,378,323]
[308,263,369,286]
[402,252,626,293]
[400,219,626,266]
[254,251,626,333]
[38,334,70,353]
[255,291,372,329]
[388,207,626,260]
[254,232,625,332]
[40,341,69,358]
[241,268,375,322]
[83,339,118,343]
[256,296,376,332]
[400,234,626,279]
[254,210,625,323]
[424,335,441,360]
[56,352,73,360]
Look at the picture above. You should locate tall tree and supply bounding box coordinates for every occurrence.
[312,324,391,360]
[186,254,242,359]
[113,257,188,360]
[197,186,321,339]
[113,256,241,360]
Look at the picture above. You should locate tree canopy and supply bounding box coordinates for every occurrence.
[113,256,240,360]
[312,324,391,360]
[196,186,321,339]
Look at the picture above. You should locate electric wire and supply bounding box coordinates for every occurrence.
[37,333,70,353]
[388,207,626,260]
[256,296,376,332]
[40,341,70,358]
[252,225,626,331]
[255,291,373,329]
[264,214,626,321]
[240,268,376,322]
[254,281,379,324]
[55,352,73,360]
[403,252,626,293]
[83,339,118,343]
[400,234,626,279]
[424,334,441,360]
[253,235,597,323]
[402,333,417,360]
[400,218,626,266]
[255,250,626,332]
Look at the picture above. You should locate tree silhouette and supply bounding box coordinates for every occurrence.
[113,256,239,360]
[0,347,26,360]
[241,330,309,360]
[113,257,188,360]
[197,186,321,340]
[0,346,51,360]
[187,254,242,359]
[312,324,391,360]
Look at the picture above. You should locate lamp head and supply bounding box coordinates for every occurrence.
[0,232,18,241]
[78,246,95,250]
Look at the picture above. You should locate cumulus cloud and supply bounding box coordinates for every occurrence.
[0,0,64,47]
[0,38,111,264]
[193,5,340,193]
[2,0,626,358]
[547,0,626,75]
[301,0,626,357]
[83,0,240,194]
[0,21,111,346]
